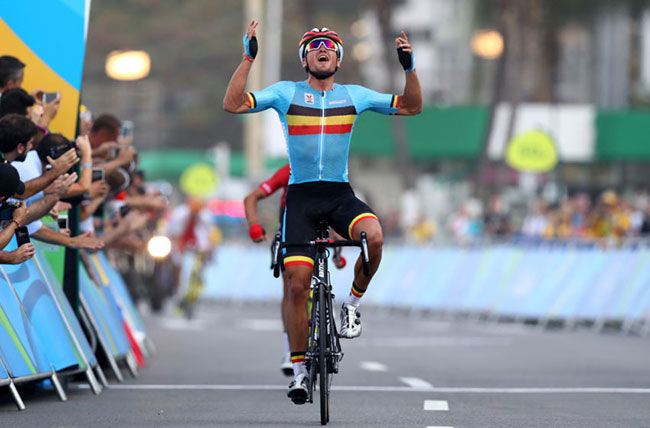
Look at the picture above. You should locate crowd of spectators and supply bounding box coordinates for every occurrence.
[0,54,167,301]
[408,191,650,247]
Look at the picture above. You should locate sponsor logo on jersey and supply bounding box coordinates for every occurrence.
[304,93,314,105]
[328,99,348,105]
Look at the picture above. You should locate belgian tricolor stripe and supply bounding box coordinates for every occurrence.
[391,95,400,109]
[284,256,314,268]
[246,92,257,109]
[286,104,357,135]
[351,283,366,298]
[290,352,306,363]
[348,212,379,239]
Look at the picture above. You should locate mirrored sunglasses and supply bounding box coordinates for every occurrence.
[306,38,338,52]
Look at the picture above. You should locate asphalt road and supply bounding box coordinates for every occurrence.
[2,301,650,427]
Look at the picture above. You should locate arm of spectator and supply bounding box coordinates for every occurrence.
[108,236,147,252]
[32,225,104,250]
[80,181,109,222]
[91,141,120,159]
[0,244,35,264]
[23,192,59,225]
[94,146,136,176]
[49,201,72,219]
[24,173,76,224]
[81,198,106,222]
[40,96,61,128]
[124,194,167,212]
[0,203,28,249]
[65,136,93,197]
[16,150,79,199]
[98,211,146,246]
[29,104,45,127]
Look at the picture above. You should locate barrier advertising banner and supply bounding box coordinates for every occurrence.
[32,245,97,367]
[1,239,81,372]
[89,252,147,337]
[79,266,131,358]
[0,269,52,379]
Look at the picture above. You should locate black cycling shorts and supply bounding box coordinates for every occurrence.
[282,181,378,268]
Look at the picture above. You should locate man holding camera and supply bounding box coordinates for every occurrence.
[0,163,34,264]
[0,114,78,198]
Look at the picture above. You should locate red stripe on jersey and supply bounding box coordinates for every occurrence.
[288,124,353,135]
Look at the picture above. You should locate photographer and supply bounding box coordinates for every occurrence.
[5,130,102,251]
[0,114,78,199]
[36,133,93,197]
[0,163,34,264]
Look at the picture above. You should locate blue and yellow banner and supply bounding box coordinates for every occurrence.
[0,0,91,138]
[2,239,82,372]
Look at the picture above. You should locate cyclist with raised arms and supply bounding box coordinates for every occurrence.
[224,20,422,404]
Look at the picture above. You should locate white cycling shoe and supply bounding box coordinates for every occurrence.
[287,373,309,404]
[339,304,362,339]
[280,354,293,377]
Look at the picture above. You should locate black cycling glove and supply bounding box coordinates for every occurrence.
[397,47,414,72]
[243,34,258,61]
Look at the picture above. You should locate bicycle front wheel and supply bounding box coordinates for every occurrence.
[318,283,329,425]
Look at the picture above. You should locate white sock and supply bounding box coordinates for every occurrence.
[292,362,307,378]
[343,283,365,308]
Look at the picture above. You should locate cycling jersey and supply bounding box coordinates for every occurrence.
[247,81,399,184]
[259,163,290,210]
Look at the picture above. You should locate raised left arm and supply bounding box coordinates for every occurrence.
[394,31,422,116]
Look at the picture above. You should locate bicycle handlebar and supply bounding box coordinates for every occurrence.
[271,231,371,278]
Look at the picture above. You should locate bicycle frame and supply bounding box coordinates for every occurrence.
[271,221,370,425]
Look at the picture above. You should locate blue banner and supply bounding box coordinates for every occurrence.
[203,244,650,324]
[0,268,51,378]
[32,244,97,367]
[88,252,147,336]
[2,239,81,372]
[79,265,130,357]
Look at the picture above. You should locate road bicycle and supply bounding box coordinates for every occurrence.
[271,220,370,425]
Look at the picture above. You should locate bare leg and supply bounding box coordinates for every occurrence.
[351,218,384,291]
[285,264,312,354]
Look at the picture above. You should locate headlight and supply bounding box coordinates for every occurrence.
[147,236,172,258]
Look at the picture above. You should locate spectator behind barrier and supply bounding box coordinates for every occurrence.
[0,163,34,264]
[0,114,78,199]
[0,55,25,94]
[89,114,137,188]
[7,130,103,251]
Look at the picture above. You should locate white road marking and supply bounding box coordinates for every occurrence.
[240,319,284,331]
[426,426,454,428]
[78,384,650,394]
[400,377,434,388]
[424,400,449,411]
[357,336,511,347]
[360,361,388,372]
[160,318,205,331]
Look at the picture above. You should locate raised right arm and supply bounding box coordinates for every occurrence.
[223,20,258,114]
